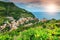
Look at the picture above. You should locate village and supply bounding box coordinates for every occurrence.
[0,17,38,31]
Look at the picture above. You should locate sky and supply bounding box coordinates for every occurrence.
[12,0,60,12]
[0,0,60,12]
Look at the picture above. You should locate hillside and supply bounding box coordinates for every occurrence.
[0,1,37,26]
[0,1,35,20]
[0,1,39,32]
[0,18,60,40]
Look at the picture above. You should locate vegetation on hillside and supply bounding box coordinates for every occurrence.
[0,18,60,40]
[0,1,35,20]
[0,1,38,32]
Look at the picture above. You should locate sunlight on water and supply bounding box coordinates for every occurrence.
[46,12,56,16]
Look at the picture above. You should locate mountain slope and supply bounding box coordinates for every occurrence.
[0,1,35,20]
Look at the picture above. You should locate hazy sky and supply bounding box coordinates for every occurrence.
[0,0,60,12]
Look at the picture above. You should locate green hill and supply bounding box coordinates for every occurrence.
[0,1,36,26]
[0,1,35,20]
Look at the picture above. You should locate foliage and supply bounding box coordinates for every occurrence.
[0,19,60,40]
[0,17,9,26]
[0,1,35,20]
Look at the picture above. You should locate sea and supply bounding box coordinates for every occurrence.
[32,12,60,20]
